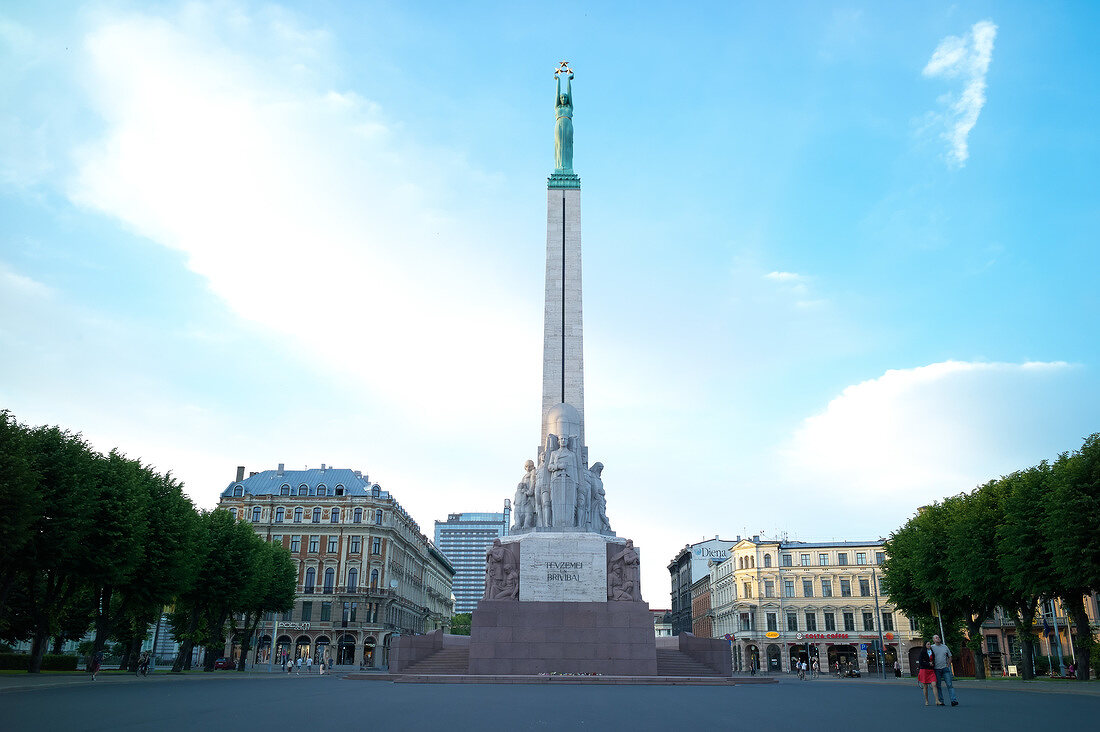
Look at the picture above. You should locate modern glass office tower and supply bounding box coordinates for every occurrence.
[434,512,507,613]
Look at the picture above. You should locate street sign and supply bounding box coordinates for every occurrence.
[859,643,868,651]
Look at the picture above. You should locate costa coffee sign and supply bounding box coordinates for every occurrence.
[796,633,849,640]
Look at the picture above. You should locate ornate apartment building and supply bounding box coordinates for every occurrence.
[217,464,454,668]
[709,536,918,675]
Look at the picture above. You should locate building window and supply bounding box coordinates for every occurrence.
[911,616,920,631]
[348,568,358,593]
[986,635,1000,654]
[275,507,285,523]
[764,554,771,568]
[837,553,848,566]
[290,536,301,552]
[764,580,774,598]
[327,537,338,553]
[782,554,792,567]
[743,582,752,599]
[298,486,308,496]
[331,508,340,523]
[766,613,777,632]
[335,485,344,496]
[280,485,290,496]
[856,552,867,565]
[344,602,357,623]
[740,612,753,632]
[317,486,327,497]
[787,613,797,632]
[324,567,334,593]
[821,579,832,597]
[843,612,855,632]
[859,578,870,597]
[233,486,243,497]
[876,551,885,565]
[372,538,381,555]
[272,535,282,545]
[350,537,361,553]
[281,610,292,622]
[353,508,362,523]
[312,507,321,523]
[840,579,852,597]
[862,612,874,631]
[824,612,836,631]
[251,506,261,522]
[803,580,813,597]
[370,569,379,587]
[230,508,237,520]
[301,602,312,621]
[304,567,315,594]
[375,510,383,525]
[819,553,828,566]
[783,580,794,598]
[800,554,810,566]
[883,612,894,631]
[320,602,332,622]
[294,508,303,523]
[309,535,319,553]
[805,612,817,631]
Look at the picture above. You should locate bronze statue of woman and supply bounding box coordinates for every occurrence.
[554,65,574,173]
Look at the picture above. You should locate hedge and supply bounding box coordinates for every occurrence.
[0,653,79,671]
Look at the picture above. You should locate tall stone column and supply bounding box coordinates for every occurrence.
[541,182,585,452]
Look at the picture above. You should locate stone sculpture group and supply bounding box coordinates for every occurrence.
[511,435,611,534]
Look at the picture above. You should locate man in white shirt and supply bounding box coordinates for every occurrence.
[931,635,959,706]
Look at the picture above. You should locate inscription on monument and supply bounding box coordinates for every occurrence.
[546,561,583,582]
[513,533,611,602]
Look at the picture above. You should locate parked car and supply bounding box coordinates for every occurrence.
[213,657,233,670]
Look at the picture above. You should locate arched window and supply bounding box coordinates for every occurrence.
[294,508,303,523]
[353,508,362,523]
[251,506,262,522]
[233,486,243,497]
[324,567,335,593]
[335,485,344,496]
[275,507,285,523]
[298,485,308,496]
[304,567,316,594]
[750,556,755,569]
[371,485,380,498]
[280,485,290,496]
[374,510,383,525]
[370,569,379,587]
[348,568,358,592]
[230,508,237,520]
[312,507,321,523]
[331,508,340,523]
[317,486,327,497]
[764,554,772,568]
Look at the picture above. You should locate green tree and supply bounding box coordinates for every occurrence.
[0,411,40,624]
[996,465,1053,679]
[449,613,471,636]
[231,540,297,671]
[1044,434,1100,681]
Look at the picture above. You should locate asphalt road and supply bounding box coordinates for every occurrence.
[3,675,1098,731]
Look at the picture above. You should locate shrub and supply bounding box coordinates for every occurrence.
[0,653,80,671]
[0,653,30,670]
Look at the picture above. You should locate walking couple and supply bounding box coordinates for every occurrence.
[916,635,959,707]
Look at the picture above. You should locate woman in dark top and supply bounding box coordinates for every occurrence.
[917,641,941,705]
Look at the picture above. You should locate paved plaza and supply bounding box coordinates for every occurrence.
[2,673,1098,731]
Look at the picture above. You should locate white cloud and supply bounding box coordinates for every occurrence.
[922,20,997,166]
[780,360,1076,504]
[65,6,538,436]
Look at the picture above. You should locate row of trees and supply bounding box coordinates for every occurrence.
[882,433,1099,680]
[0,410,296,673]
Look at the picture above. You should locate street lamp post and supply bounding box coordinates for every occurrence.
[871,566,888,680]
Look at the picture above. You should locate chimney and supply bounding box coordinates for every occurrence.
[277,463,285,476]
[753,534,760,542]
[236,466,245,482]
[321,463,326,471]
[250,472,259,478]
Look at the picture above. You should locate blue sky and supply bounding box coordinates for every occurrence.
[2,1,1098,599]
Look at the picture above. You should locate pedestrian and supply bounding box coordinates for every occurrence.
[319,657,325,675]
[306,656,313,674]
[917,640,940,706]
[930,634,959,706]
[286,659,293,674]
[894,658,901,678]
[90,651,103,682]
[295,656,302,674]
[811,659,819,678]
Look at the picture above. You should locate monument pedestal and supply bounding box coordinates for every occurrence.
[469,600,657,675]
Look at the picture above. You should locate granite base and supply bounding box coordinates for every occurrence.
[468,599,658,676]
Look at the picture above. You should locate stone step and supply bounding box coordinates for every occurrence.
[402,647,470,675]
[655,649,724,677]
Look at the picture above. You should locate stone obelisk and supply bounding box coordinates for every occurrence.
[542,67,585,454]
